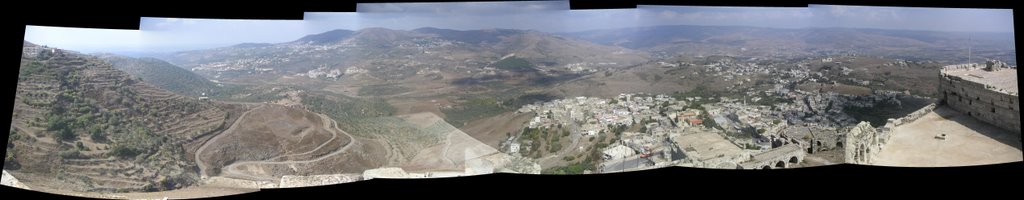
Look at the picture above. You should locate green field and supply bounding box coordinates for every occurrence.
[357,84,413,96]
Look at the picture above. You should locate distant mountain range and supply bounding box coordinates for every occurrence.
[290,29,355,44]
[160,27,649,82]
[559,25,1016,63]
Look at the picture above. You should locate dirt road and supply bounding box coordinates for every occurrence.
[195,104,265,178]
[219,112,358,180]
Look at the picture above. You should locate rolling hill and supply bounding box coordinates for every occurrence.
[97,54,222,97]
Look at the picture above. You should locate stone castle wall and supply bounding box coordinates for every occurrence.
[939,65,1020,134]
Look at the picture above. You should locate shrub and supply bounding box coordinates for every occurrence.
[89,126,106,142]
[54,127,76,141]
[110,145,140,159]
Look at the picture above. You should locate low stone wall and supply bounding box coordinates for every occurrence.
[278,174,361,188]
[1,170,30,190]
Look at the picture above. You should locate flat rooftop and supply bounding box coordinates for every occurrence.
[945,68,1018,94]
[748,144,801,163]
[873,106,1022,167]
[673,128,745,161]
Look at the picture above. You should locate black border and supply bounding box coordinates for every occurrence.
[3,0,1022,199]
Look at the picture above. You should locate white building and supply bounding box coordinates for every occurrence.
[603,144,636,160]
[510,143,521,153]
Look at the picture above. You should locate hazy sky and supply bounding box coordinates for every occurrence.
[24,26,147,53]
[355,1,569,12]
[139,18,307,51]
[22,2,1015,54]
[806,5,1014,32]
[304,0,579,34]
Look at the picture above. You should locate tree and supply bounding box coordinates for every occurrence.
[46,115,67,131]
[89,125,106,142]
[54,127,75,141]
[110,145,140,159]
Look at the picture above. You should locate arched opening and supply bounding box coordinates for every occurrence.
[789,156,800,164]
[816,141,822,147]
[807,147,813,153]
[858,144,866,161]
[836,141,843,148]
[775,161,786,168]
[762,166,771,170]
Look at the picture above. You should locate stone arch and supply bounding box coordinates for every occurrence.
[789,156,800,164]
[836,141,843,148]
[775,161,786,168]
[762,166,771,170]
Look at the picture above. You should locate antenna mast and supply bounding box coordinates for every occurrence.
[968,34,972,64]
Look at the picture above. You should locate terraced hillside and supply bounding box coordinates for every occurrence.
[6,45,240,193]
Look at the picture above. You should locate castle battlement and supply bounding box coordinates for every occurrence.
[938,61,1020,134]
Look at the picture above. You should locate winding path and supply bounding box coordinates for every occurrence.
[218,112,357,180]
[195,104,264,178]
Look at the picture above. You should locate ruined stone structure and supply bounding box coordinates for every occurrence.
[844,122,880,164]
[670,130,751,169]
[738,144,805,169]
[845,103,938,164]
[781,124,844,154]
[808,129,842,154]
[939,62,1020,134]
